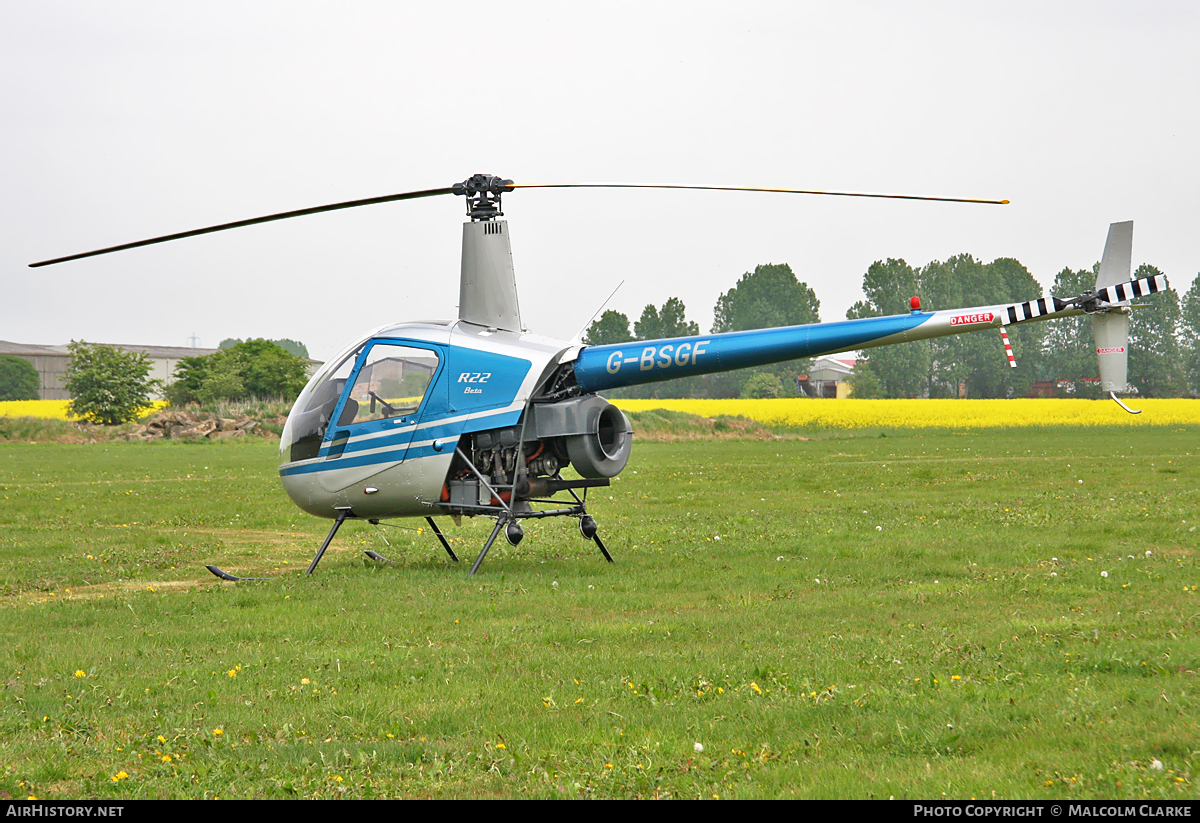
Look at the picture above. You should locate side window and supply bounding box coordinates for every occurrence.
[338,343,439,425]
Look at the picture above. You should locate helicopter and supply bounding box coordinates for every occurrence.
[31,174,1168,577]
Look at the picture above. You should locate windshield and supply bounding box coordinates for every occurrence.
[279,342,363,465]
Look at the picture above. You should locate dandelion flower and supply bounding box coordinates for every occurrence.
[74,670,85,678]
[212,728,223,737]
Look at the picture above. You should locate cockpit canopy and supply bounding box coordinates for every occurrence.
[279,330,443,466]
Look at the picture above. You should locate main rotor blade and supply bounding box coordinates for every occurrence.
[31,176,1007,268]
[29,186,454,267]
[514,182,1009,206]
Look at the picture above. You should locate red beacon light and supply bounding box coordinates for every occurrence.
[910,296,922,312]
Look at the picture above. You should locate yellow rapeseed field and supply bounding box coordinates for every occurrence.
[612,398,1200,428]
[5,397,1197,428]
[0,399,168,420]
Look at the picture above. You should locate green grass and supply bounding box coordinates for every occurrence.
[0,429,1196,799]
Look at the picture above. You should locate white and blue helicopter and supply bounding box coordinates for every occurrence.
[31,174,1167,576]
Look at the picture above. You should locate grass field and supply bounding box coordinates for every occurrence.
[0,426,1196,799]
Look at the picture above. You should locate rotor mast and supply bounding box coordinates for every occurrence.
[454,174,524,333]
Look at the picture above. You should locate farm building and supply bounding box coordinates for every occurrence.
[0,341,220,400]
[801,355,857,398]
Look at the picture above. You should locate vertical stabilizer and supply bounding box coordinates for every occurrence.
[459,220,523,332]
[1095,221,1133,290]
[1093,311,1130,393]
[1092,221,1133,393]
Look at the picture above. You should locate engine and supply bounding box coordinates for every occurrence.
[442,395,633,513]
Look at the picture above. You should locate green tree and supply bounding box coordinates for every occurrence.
[712,263,820,333]
[634,297,699,340]
[272,338,309,358]
[64,341,161,425]
[618,298,704,399]
[850,255,1046,398]
[1181,277,1200,396]
[220,337,308,358]
[710,263,820,398]
[168,339,309,405]
[843,361,884,398]
[165,353,212,406]
[742,372,782,398]
[1127,264,1184,397]
[1042,266,1101,396]
[233,339,310,398]
[0,355,40,401]
[583,310,633,345]
[197,356,246,404]
[919,255,1046,398]
[847,258,930,398]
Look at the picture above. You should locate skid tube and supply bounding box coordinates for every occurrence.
[467,504,614,576]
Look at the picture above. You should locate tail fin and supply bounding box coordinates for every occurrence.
[1091,222,1133,394]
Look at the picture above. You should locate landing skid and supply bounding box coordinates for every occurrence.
[468,507,614,576]
[204,564,269,582]
[206,503,611,580]
[305,507,353,575]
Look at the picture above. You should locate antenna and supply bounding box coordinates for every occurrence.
[572,280,626,346]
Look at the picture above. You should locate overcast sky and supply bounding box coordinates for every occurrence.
[4,1,1197,360]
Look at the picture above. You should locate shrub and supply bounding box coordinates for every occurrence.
[63,341,161,425]
[0,355,40,401]
[742,372,783,399]
[168,339,309,405]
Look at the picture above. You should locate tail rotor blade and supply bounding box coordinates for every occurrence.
[1096,272,1168,305]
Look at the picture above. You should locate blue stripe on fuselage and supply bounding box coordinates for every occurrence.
[280,439,458,476]
[281,408,525,477]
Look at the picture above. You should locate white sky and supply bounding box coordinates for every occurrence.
[4,1,1197,360]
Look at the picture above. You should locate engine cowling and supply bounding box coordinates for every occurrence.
[529,395,633,478]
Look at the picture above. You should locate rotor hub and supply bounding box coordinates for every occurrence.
[453,174,515,221]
